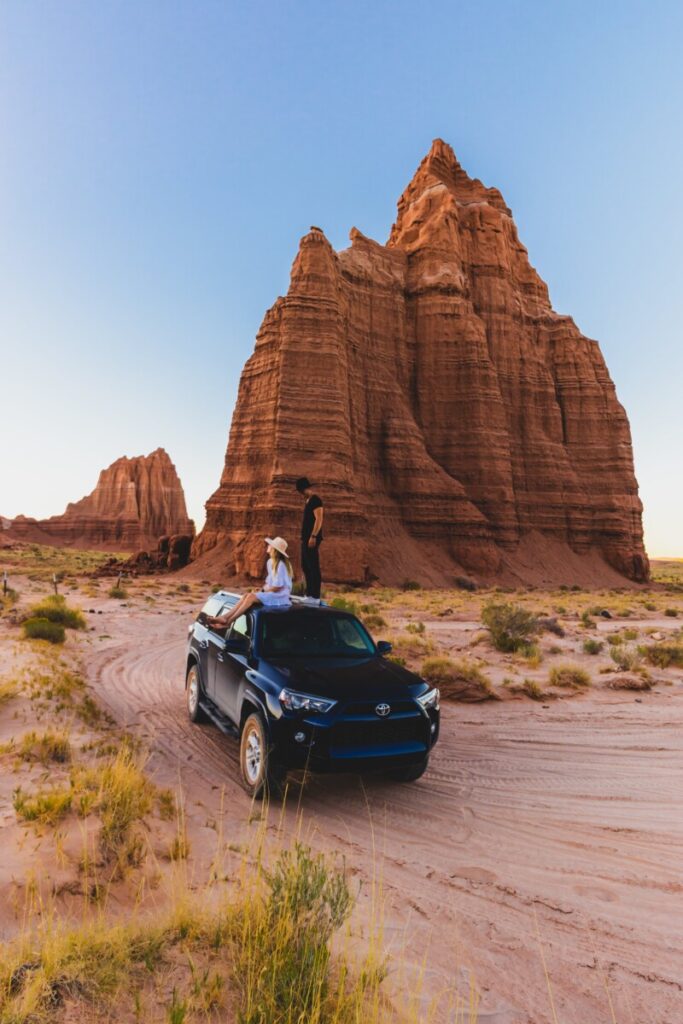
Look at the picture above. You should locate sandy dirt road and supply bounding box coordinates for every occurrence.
[85,606,683,1024]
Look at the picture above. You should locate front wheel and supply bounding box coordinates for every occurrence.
[388,757,429,783]
[239,712,286,800]
[186,664,208,723]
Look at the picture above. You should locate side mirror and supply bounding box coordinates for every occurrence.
[376,640,392,656]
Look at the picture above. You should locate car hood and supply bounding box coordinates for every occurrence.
[260,654,426,700]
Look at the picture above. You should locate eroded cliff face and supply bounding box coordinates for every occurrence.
[193,140,648,586]
[7,448,194,551]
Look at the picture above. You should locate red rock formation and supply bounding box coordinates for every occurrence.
[7,449,194,551]
[192,140,648,586]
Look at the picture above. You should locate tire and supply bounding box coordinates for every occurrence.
[388,757,429,783]
[239,712,286,800]
[186,663,208,723]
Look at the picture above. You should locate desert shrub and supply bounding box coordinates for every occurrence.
[177,583,190,594]
[610,644,641,672]
[29,594,86,630]
[548,663,591,689]
[538,616,565,637]
[232,842,353,1022]
[580,610,596,629]
[664,608,679,618]
[387,654,406,667]
[330,596,359,615]
[644,601,657,611]
[401,579,421,591]
[22,617,65,644]
[643,643,683,669]
[623,628,638,640]
[405,621,425,635]
[108,586,128,599]
[362,612,387,630]
[454,576,477,592]
[582,638,604,656]
[421,656,494,700]
[607,633,623,646]
[481,601,538,653]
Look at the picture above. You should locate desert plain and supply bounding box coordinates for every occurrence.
[0,545,681,1024]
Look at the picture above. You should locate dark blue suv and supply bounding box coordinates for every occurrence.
[185,592,440,798]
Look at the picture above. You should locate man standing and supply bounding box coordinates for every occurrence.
[296,477,324,598]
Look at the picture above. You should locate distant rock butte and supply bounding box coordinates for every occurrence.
[192,139,648,586]
[7,448,194,552]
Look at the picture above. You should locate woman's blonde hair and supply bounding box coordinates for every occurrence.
[271,548,293,579]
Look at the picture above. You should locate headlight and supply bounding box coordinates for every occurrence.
[279,688,337,714]
[417,687,440,711]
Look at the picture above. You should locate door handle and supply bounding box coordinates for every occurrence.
[199,639,209,650]
[217,654,224,662]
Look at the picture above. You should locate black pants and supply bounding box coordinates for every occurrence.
[301,539,322,598]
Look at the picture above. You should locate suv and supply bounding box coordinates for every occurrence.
[185,592,440,798]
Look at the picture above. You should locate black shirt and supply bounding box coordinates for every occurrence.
[301,494,323,542]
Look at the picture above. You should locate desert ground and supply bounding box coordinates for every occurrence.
[0,545,681,1023]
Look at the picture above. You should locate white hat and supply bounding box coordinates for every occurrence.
[265,536,289,557]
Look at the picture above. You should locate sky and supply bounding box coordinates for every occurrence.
[1,0,681,556]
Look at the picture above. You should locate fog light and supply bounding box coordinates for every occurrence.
[294,731,306,743]
[430,723,437,734]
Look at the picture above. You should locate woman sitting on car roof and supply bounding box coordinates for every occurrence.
[205,537,293,631]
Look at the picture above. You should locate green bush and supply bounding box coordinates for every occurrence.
[582,638,603,655]
[401,579,421,591]
[22,617,65,644]
[29,595,85,630]
[481,601,539,653]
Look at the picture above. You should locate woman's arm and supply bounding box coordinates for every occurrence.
[308,506,324,547]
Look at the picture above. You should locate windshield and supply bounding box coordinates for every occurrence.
[260,611,375,659]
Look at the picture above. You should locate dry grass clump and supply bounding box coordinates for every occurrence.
[387,632,434,661]
[13,786,72,825]
[72,744,153,860]
[548,663,591,689]
[643,642,683,669]
[421,656,495,701]
[16,729,72,764]
[108,585,128,599]
[582,638,604,655]
[0,842,385,1024]
[481,601,538,653]
[607,676,654,691]
[507,678,547,701]
[609,644,642,672]
[0,678,19,705]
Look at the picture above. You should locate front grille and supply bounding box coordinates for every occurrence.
[331,715,425,751]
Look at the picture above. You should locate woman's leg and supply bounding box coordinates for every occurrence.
[220,592,259,629]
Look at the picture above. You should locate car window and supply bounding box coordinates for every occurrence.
[201,596,226,618]
[260,611,375,658]
[230,614,251,640]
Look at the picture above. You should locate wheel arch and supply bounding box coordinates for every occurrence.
[185,652,200,689]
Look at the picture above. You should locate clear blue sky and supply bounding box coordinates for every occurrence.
[1,1,681,556]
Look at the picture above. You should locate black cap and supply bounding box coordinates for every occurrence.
[295,477,311,492]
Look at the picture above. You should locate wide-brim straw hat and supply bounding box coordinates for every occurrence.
[265,536,289,557]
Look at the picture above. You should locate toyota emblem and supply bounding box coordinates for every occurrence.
[375,703,391,717]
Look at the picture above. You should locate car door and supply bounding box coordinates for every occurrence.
[204,599,235,703]
[196,596,227,693]
[213,613,252,723]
